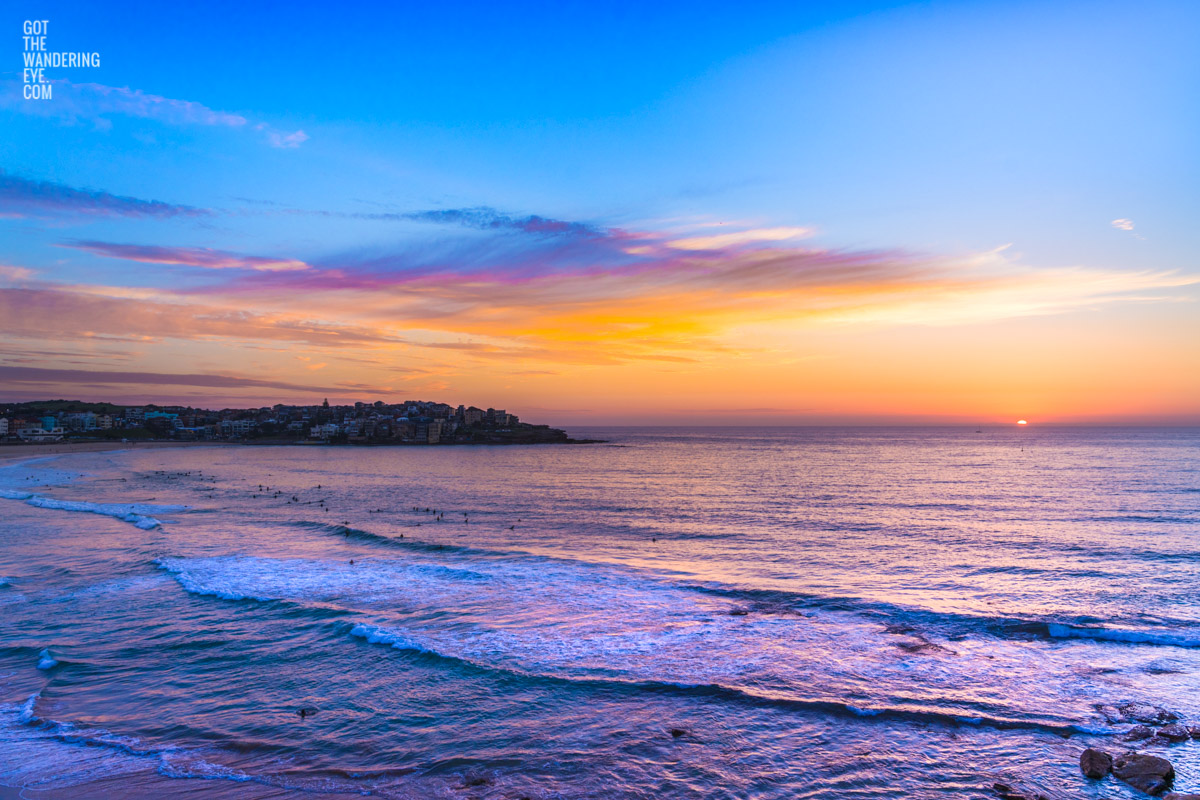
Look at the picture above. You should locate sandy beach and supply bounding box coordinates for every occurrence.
[0,441,230,462]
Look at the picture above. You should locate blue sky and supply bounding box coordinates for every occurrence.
[1,0,1197,421]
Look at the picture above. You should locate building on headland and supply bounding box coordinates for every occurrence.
[0,419,8,437]
[310,423,341,440]
[63,412,98,431]
[218,419,257,438]
[17,426,65,442]
[0,398,572,446]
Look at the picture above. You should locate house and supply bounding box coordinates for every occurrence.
[310,423,340,439]
[17,426,65,442]
[218,419,256,437]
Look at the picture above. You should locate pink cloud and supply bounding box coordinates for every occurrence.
[62,241,311,272]
[0,287,398,348]
[0,365,356,394]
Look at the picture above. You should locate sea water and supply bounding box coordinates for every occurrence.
[0,427,1197,798]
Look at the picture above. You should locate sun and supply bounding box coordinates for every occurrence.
[1017,419,1028,425]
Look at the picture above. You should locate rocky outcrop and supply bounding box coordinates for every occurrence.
[1098,703,1182,726]
[1080,748,1113,779]
[1126,725,1155,741]
[1121,704,1180,725]
[1157,724,1191,743]
[1113,751,1174,796]
[992,781,1053,800]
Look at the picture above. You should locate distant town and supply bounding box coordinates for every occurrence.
[0,399,594,446]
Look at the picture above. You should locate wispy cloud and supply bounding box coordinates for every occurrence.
[4,209,1195,385]
[1111,218,1145,240]
[395,207,616,238]
[255,124,310,149]
[0,170,208,219]
[0,80,307,148]
[65,82,247,127]
[62,241,311,272]
[0,265,36,281]
[0,365,357,394]
[666,226,814,250]
[0,287,399,348]
[173,216,1197,367]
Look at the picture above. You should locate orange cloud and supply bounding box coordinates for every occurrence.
[5,215,1197,420]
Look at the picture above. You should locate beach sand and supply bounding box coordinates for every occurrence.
[0,440,229,462]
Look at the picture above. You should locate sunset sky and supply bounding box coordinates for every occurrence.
[2,0,1198,424]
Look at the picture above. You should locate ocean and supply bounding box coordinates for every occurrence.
[0,426,1197,798]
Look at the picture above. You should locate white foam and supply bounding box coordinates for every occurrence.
[0,491,189,530]
[349,623,433,654]
[157,553,1152,728]
[17,692,40,724]
[156,557,274,601]
[1047,623,1200,649]
[157,752,254,782]
[37,649,58,670]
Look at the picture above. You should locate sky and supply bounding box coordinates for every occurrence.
[1,0,1198,424]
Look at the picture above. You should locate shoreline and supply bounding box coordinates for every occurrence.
[0,440,228,462]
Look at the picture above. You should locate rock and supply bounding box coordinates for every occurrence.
[1157,724,1191,743]
[1163,794,1200,800]
[1126,725,1156,741]
[669,728,687,738]
[1113,751,1174,796]
[1080,748,1113,779]
[729,607,750,616]
[990,781,1055,800]
[1190,726,1200,739]
[1121,703,1179,725]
